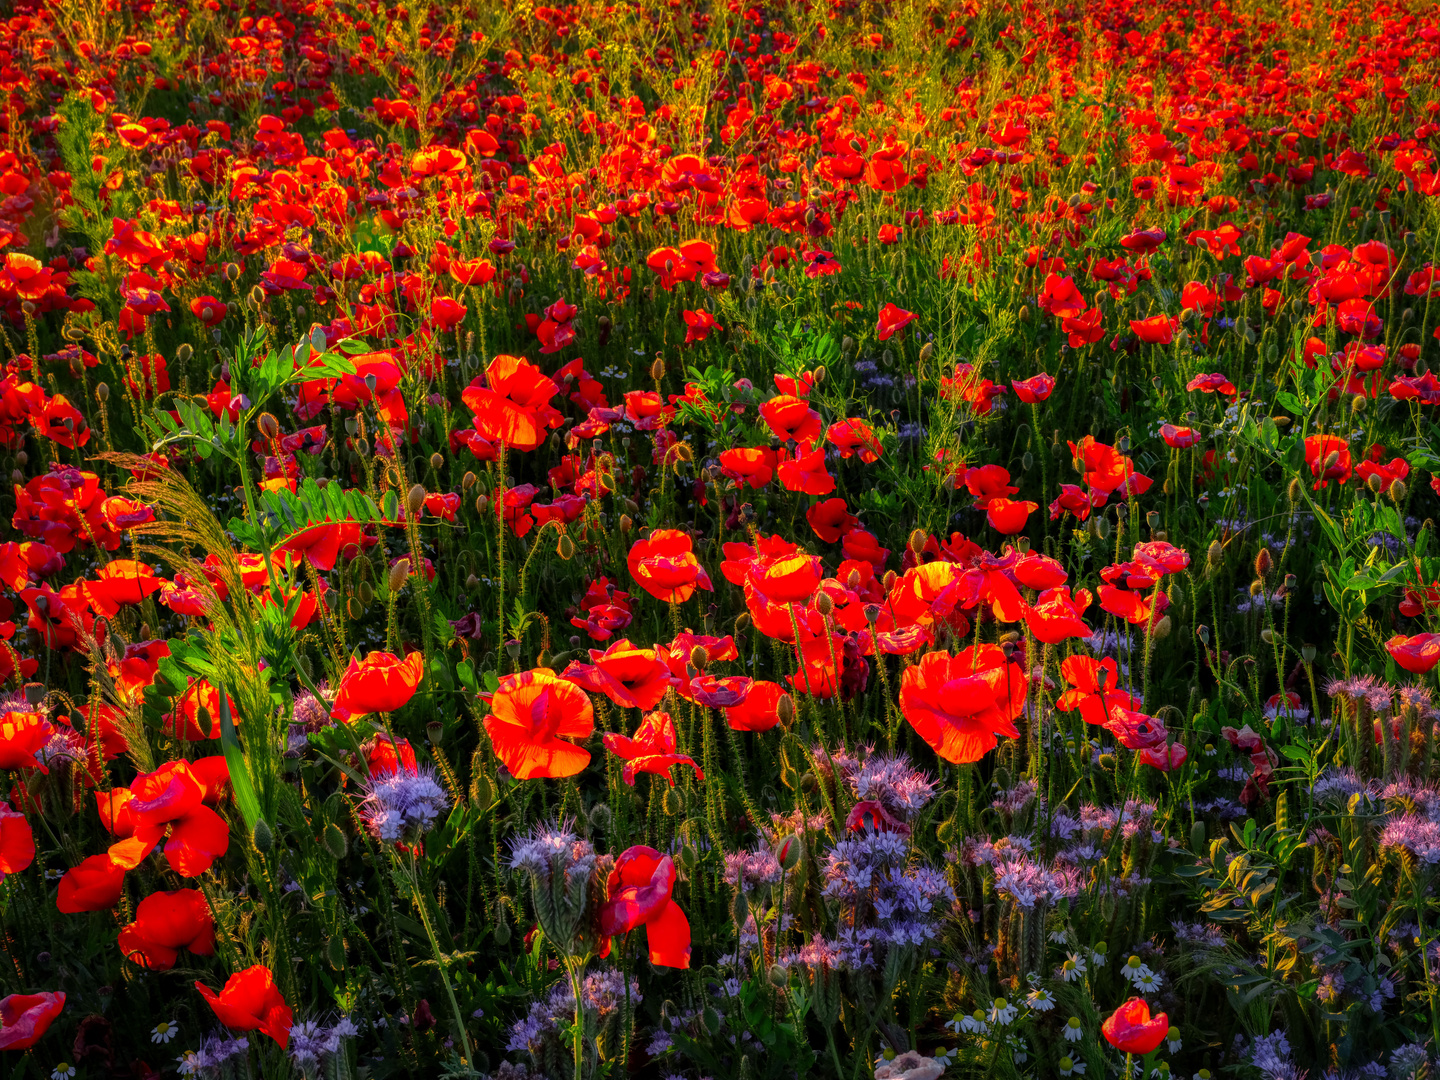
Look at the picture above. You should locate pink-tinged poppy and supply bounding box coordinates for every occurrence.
[0,990,65,1050]
[1139,742,1188,771]
[1011,373,1055,402]
[1160,423,1202,448]
[602,711,702,786]
[1187,372,1236,395]
[598,847,691,968]
[1104,707,1168,751]
[195,965,293,1048]
[1386,633,1440,674]
[876,302,917,341]
[690,674,753,709]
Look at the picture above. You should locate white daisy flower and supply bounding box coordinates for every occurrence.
[1168,1033,1183,1054]
[989,997,1018,1025]
[1063,1016,1085,1042]
[1059,954,1087,981]
[1088,942,1109,967]
[1027,988,1057,1012]
[945,1013,964,1034]
[961,1009,989,1034]
[1060,1056,1087,1076]
[1135,969,1164,993]
[152,1021,179,1044]
[52,1066,77,1080]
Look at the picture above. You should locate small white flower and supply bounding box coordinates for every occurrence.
[1063,1016,1085,1042]
[1168,1033,1183,1054]
[1059,954,1088,982]
[1135,969,1165,993]
[52,1066,77,1080]
[1088,943,1109,967]
[1194,1070,1213,1080]
[1049,928,1072,944]
[989,997,1018,1025]
[152,1021,179,1044]
[1060,1056,1087,1076]
[1121,955,1150,984]
[1026,988,1057,1012]
[961,1009,989,1034]
[945,1013,964,1034]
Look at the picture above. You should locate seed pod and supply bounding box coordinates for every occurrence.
[1196,624,1211,646]
[776,693,796,727]
[1302,643,1316,663]
[323,823,348,859]
[426,721,444,746]
[388,558,411,592]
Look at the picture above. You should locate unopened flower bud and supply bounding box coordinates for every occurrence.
[775,834,802,870]
[650,356,667,381]
[323,822,348,859]
[252,818,274,854]
[1254,548,1273,579]
[388,558,411,592]
[557,534,575,560]
[776,693,796,727]
[689,645,709,670]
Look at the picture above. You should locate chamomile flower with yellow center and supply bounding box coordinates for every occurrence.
[1062,1016,1085,1042]
[152,1021,179,1044]
[961,1009,989,1034]
[989,996,1018,1025]
[1135,968,1165,993]
[1060,1056,1087,1076]
[1059,954,1087,982]
[1027,987,1057,1012]
[52,1065,77,1080]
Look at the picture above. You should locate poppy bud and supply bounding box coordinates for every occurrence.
[1287,477,1301,503]
[95,382,109,402]
[734,613,751,632]
[1350,396,1366,415]
[919,342,933,364]
[224,262,240,281]
[775,834,802,870]
[557,534,574,560]
[388,558,411,592]
[662,787,683,815]
[326,936,346,969]
[63,325,85,342]
[20,301,35,316]
[69,356,84,378]
[776,693,796,727]
[1207,540,1223,568]
[689,645,709,670]
[177,342,194,363]
[769,963,789,988]
[1022,451,1033,471]
[1152,615,1171,639]
[323,823,348,859]
[650,355,667,381]
[678,844,698,871]
[815,592,834,616]
[346,597,364,619]
[475,495,489,514]
[1254,548,1272,579]
[589,803,612,831]
[882,570,897,590]
[1250,579,1263,596]
[619,513,633,534]
[1098,753,1116,770]
[841,335,855,356]
[1261,628,1274,644]
[257,413,280,439]
[1391,480,1408,503]
[731,889,749,925]
[402,484,424,516]
[429,453,444,472]
[493,918,511,945]
[907,529,926,554]
[252,818,274,854]
[1018,304,1031,322]
[1196,624,1211,646]
[1366,472,1383,494]
[845,569,861,590]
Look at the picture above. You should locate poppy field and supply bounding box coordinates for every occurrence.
[4,0,1440,1077]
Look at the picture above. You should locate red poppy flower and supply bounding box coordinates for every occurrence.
[986,497,1038,535]
[876,302,917,341]
[602,711,702,786]
[724,681,788,731]
[462,354,564,452]
[0,804,33,881]
[162,679,239,740]
[749,552,824,603]
[56,853,126,913]
[1160,423,1202,448]
[1130,315,1177,344]
[1024,587,1092,643]
[1068,436,1153,496]
[598,847,691,968]
[759,395,823,445]
[1304,434,1352,488]
[1101,997,1169,1055]
[826,418,883,462]
[898,646,1026,763]
[330,652,424,721]
[562,638,672,711]
[806,498,859,543]
[1062,308,1105,347]
[0,710,52,772]
[777,447,836,495]
[195,965,293,1048]
[118,888,216,970]
[627,530,713,603]
[430,295,467,331]
[719,446,780,489]
[1038,274,1087,319]
[1011,373,1055,402]
[0,990,65,1050]
[1386,633,1440,674]
[483,668,594,779]
[1139,742,1188,771]
[682,308,722,343]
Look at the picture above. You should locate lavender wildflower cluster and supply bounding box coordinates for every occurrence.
[356,766,449,843]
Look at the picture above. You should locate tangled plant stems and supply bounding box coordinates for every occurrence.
[7,1,1440,1079]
